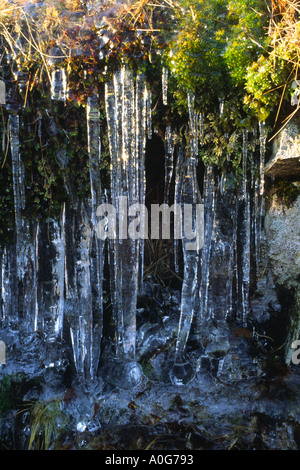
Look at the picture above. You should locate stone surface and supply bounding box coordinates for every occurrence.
[263,194,300,364]
[265,117,300,178]
[265,195,300,291]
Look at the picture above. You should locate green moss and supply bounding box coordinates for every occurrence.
[166,0,269,110]
[0,373,25,415]
[272,180,300,207]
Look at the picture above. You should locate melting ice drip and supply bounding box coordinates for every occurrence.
[0,246,16,321]
[39,208,66,367]
[238,129,251,324]
[86,92,105,380]
[187,91,199,162]
[65,93,104,381]
[9,113,38,334]
[51,68,67,102]
[65,202,99,380]
[163,126,175,204]
[162,67,168,106]
[198,165,215,323]
[87,93,102,223]
[196,125,268,376]
[171,150,202,384]
[0,56,269,386]
[170,91,202,384]
[6,96,104,379]
[255,121,267,267]
[105,65,149,382]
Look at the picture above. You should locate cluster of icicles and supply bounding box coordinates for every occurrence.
[0,64,267,384]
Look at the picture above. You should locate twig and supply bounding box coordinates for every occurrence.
[268,103,300,142]
[0,105,10,170]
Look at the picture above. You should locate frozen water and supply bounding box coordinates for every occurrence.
[51,69,67,102]
[105,65,147,366]
[0,50,271,392]
[162,67,168,106]
[164,126,175,204]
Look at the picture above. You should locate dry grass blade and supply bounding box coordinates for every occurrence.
[266,0,300,134]
[27,399,67,450]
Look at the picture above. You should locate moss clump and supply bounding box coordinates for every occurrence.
[272,179,300,207]
[0,373,26,415]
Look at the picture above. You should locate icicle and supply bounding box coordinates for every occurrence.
[164,125,175,204]
[51,68,67,102]
[145,84,152,140]
[87,92,101,224]
[50,208,65,337]
[171,142,203,384]
[136,72,147,289]
[40,207,65,367]
[255,121,267,271]
[219,98,225,118]
[104,65,146,383]
[9,114,25,234]
[175,157,201,353]
[105,80,118,205]
[0,246,17,321]
[225,239,235,321]
[0,248,9,320]
[105,76,122,350]
[65,202,97,381]
[9,113,37,334]
[187,91,195,121]
[86,92,105,379]
[198,112,205,146]
[242,130,248,197]
[198,166,215,323]
[136,72,147,205]
[259,121,267,197]
[33,223,39,332]
[65,92,105,378]
[162,66,168,106]
[239,130,251,325]
[187,91,198,161]
[174,148,184,274]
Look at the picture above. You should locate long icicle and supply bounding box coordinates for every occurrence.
[9,112,37,335]
[164,125,175,204]
[240,129,251,325]
[105,65,146,375]
[256,120,267,269]
[87,92,105,378]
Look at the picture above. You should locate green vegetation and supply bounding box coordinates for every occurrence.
[27,398,67,450]
[272,179,300,207]
[0,373,25,414]
[0,373,67,450]
[166,0,269,109]
[167,0,299,120]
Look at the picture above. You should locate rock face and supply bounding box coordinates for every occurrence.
[265,116,300,178]
[264,194,300,364]
[261,116,300,364]
[265,195,300,292]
